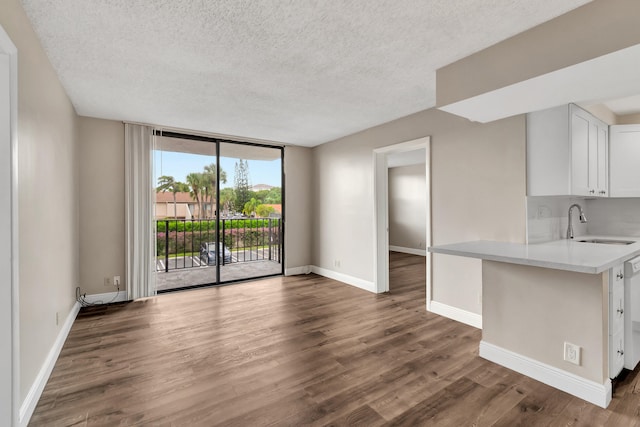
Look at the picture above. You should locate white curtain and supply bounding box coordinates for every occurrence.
[125,123,156,299]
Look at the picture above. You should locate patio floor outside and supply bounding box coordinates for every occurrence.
[156,260,282,292]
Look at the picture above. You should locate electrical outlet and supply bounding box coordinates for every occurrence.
[114,275,120,287]
[104,277,111,286]
[334,259,341,268]
[564,342,581,365]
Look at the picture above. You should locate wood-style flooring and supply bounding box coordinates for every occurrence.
[30,252,640,426]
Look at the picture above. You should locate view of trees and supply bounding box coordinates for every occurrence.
[234,159,251,212]
[156,159,281,219]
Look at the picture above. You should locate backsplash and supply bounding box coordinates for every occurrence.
[527,196,589,243]
[584,198,640,237]
[527,196,640,243]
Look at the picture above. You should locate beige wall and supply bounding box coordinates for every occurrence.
[312,109,526,314]
[78,117,125,295]
[0,0,80,403]
[388,164,426,250]
[436,0,640,106]
[618,113,640,125]
[284,145,312,270]
[483,261,608,383]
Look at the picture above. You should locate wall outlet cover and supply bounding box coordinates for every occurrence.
[564,342,581,366]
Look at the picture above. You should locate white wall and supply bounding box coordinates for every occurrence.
[0,0,80,409]
[312,109,526,315]
[388,164,426,251]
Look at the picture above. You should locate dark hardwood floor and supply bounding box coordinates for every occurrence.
[30,252,640,426]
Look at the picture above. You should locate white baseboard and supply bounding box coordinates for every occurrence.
[389,245,427,256]
[82,290,129,305]
[19,301,81,426]
[479,341,612,409]
[429,300,482,329]
[310,266,376,293]
[285,265,311,276]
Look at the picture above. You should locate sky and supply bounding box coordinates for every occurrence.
[154,150,282,189]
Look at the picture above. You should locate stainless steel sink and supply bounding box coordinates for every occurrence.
[576,239,635,245]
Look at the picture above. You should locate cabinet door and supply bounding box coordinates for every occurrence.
[571,108,593,196]
[610,125,640,197]
[595,123,608,196]
[610,330,625,378]
[610,281,624,335]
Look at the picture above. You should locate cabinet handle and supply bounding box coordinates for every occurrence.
[617,273,624,280]
[617,308,624,315]
[599,190,606,195]
[618,349,625,356]
[589,189,595,194]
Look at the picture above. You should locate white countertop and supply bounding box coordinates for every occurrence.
[428,236,640,274]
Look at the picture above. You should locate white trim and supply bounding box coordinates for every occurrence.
[310,266,376,293]
[373,150,389,293]
[479,341,612,409]
[0,23,19,427]
[373,137,431,302]
[19,303,80,426]
[389,245,427,256]
[429,300,482,329]
[83,290,130,305]
[284,266,311,276]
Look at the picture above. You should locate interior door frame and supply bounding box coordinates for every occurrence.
[0,23,19,427]
[373,137,431,304]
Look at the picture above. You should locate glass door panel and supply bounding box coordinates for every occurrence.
[154,134,219,291]
[219,142,283,283]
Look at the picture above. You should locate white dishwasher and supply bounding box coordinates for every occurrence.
[624,255,640,370]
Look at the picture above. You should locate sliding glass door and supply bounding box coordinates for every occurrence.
[219,142,283,283]
[153,132,283,292]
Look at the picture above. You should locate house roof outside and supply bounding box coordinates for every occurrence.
[251,184,274,192]
[155,191,197,204]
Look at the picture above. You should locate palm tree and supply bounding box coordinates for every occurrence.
[156,175,184,219]
[186,173,203,219]
[219,187,236,216]
[243,197,261,217]
[203,163,227,218]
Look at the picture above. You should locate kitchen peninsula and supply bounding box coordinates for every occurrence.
[429,237,640,408]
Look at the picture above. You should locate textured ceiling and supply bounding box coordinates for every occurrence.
[21,0,591,146]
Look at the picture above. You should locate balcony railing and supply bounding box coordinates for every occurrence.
[155,218,282,273]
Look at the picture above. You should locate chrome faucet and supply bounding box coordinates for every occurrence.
[567,203,587,239]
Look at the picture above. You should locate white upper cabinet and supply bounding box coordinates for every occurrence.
[610,125,640,197]
[527,104,609,197]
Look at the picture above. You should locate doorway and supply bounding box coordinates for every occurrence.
[373,137,431,307]
[153,132,284,292]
